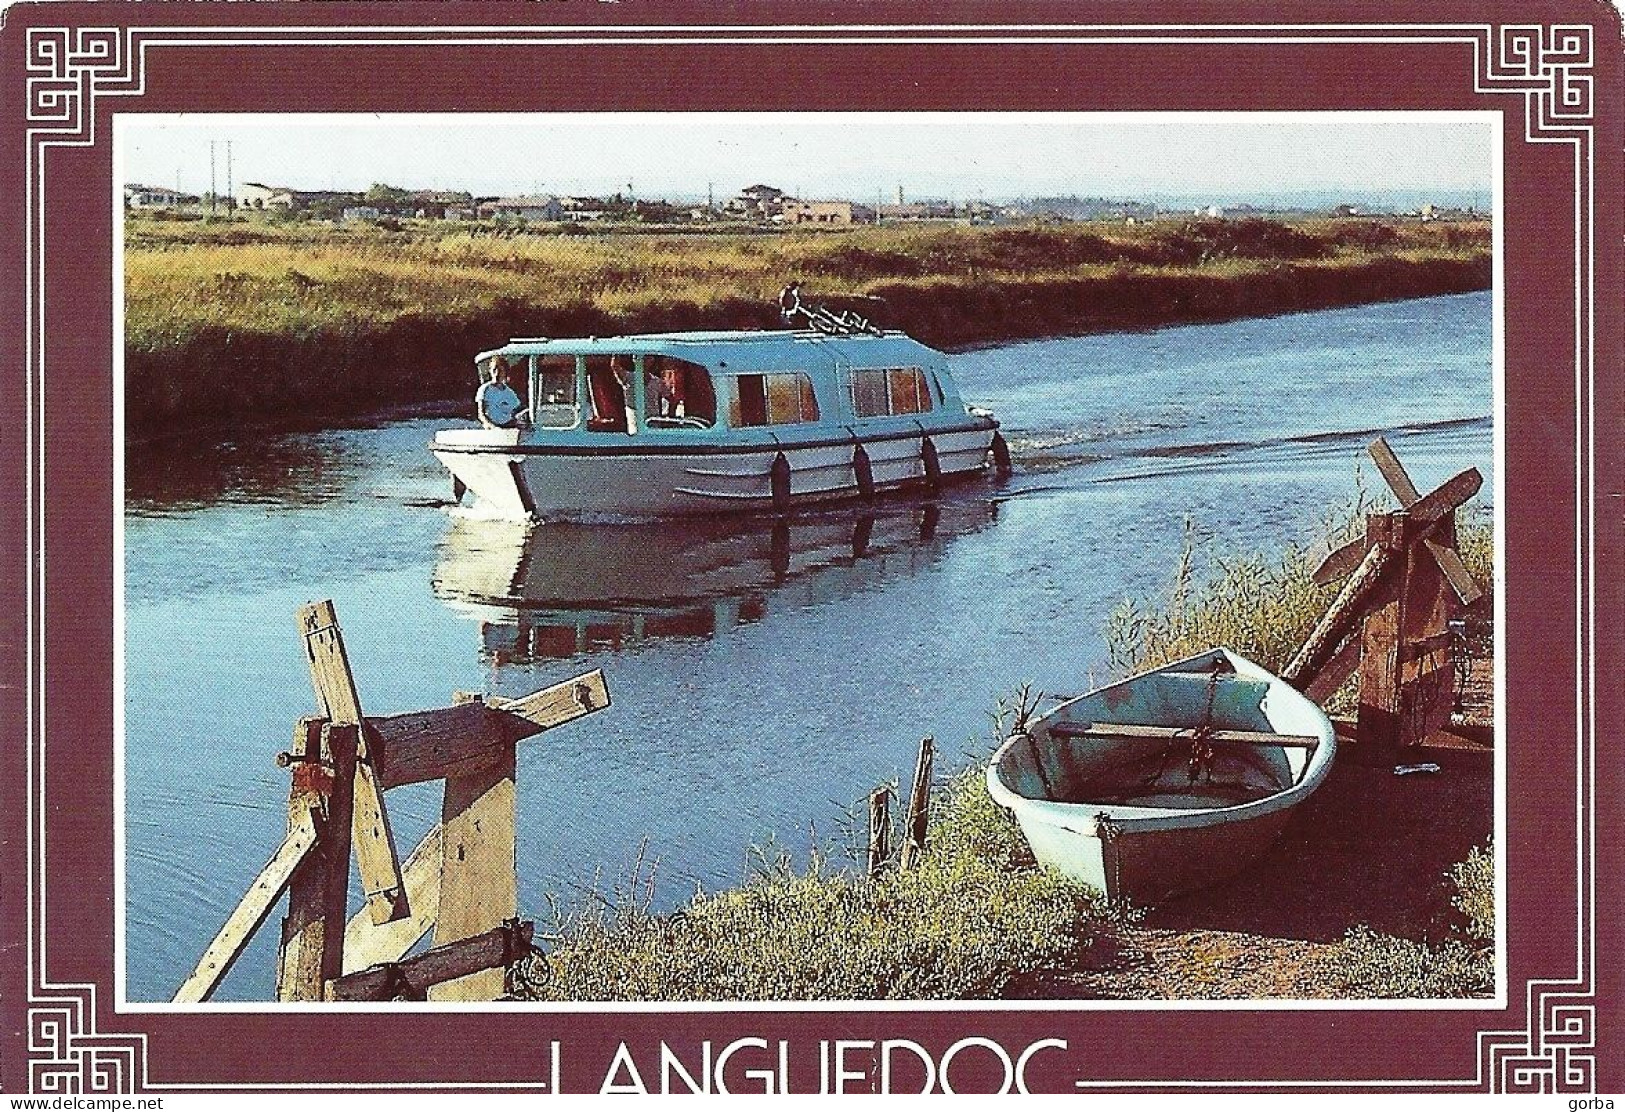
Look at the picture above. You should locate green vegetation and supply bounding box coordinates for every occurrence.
[1105,498,1494,711]
[515,772,1108,1002]
[123,215,1490,439]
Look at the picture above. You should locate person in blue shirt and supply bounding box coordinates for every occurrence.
[476,357,527,428]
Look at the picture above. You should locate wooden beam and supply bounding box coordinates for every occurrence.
[430,747,518,1002]
[1357,545,1409,752]
[1368,437,1422,505]
[1285,539,1396,685]
[1047,722,1322,749]
[867,786,892,879]
[298,601,409,925]
[176,809,319,1003]
[343,825,444,974]
[277,716,343,1002]
[1424,538,1484,606]
[1311,468,1482,584]
[326,921,534,1002]
[1303,636,1362,705]
[899,736,935,871]
[367,669,609,790]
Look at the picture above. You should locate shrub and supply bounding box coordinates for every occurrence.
[1451,840,1494,941]
[1321,925,1492,998]
[517,772,1108,1002]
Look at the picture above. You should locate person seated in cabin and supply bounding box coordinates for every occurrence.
[476,357,527,429]
[642,356,679,418]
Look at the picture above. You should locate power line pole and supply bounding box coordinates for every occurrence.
[208,141,217,216]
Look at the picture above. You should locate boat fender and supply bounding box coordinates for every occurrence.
[770,451,792,515]
[991,431,1013,477]
[852,443,875,500]
[920,436,942,492]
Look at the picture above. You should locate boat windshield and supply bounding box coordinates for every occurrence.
[532,355,578,429]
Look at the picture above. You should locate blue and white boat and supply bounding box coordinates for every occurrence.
[986,648,1337,906]
[432,324,1006,519]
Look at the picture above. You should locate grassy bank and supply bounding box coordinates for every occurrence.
[124,217,1489,440]
[516,771,1109,1001]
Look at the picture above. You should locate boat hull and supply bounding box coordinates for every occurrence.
[433,423,996,519]
[985,648,1336,906]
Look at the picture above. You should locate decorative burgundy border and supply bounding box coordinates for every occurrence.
[3,3,1619,1095]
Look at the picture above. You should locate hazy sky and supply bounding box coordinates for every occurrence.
[119,112,1494,205]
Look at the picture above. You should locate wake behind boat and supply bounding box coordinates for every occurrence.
[986,648,1336,906]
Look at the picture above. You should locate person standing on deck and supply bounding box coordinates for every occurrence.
[477,357,527,429]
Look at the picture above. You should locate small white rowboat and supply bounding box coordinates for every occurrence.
[985,647,1336,905]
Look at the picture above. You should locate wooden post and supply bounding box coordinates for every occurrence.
[277,715,346,1002]
[867,786,892,879]
[1356,512,1409,755]
[899,737,935,871]
[298,601,410,924]
[429,689,518,1002]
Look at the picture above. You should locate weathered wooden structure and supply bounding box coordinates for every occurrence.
[1282,438,1484,752]
[174,600,610,1003]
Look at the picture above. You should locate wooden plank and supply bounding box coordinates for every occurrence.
[1424,538,1483,605]
[343,825,444,974]
[327,921,533,1002]
[298,600,365,725]
[1310,468,1481,584]
[1357,550,1408,752]
[277,716,341,1002]
[867,786,891,879]
[1404,467,1483,526]
[297,601,409,926]
[1285,540,1395,685]
[1368,437,1422,505]
[429,746,518,1002]
[368,668,608,789]
[176,809,319,1003]
[1303,636,1362,705]
[489,669,610,730]
[899,737,935,871]
[1048,722,1323,749]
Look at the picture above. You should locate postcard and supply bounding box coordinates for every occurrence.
[2,0,1619,1098]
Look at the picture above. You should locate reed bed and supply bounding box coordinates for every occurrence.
[124,217,1490,438]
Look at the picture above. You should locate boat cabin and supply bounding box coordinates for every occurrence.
[474,330,971,438]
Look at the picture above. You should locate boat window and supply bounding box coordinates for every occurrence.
[583,355,629,433]
[643,356,717,429]
[850,369,891,418]
[729,372,820,427]
[533,355,579,428]
[851,367,933,417]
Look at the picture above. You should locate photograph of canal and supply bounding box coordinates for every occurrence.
[119,113,1498,1006]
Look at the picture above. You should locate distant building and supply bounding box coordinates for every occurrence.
[786,200,875,225]
[876,201,956,222]
[411,190,474,218]
[480,195,564,222]
[236,182,285,209]
[124,184,196,209]
[341,206,382,222]
[729,184,788,219]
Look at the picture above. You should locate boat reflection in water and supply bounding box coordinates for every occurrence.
[432,499,997,665]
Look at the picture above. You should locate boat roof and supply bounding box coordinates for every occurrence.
[479,329,945,371]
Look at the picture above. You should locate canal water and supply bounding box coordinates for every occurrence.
[123,291,1493,1002]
